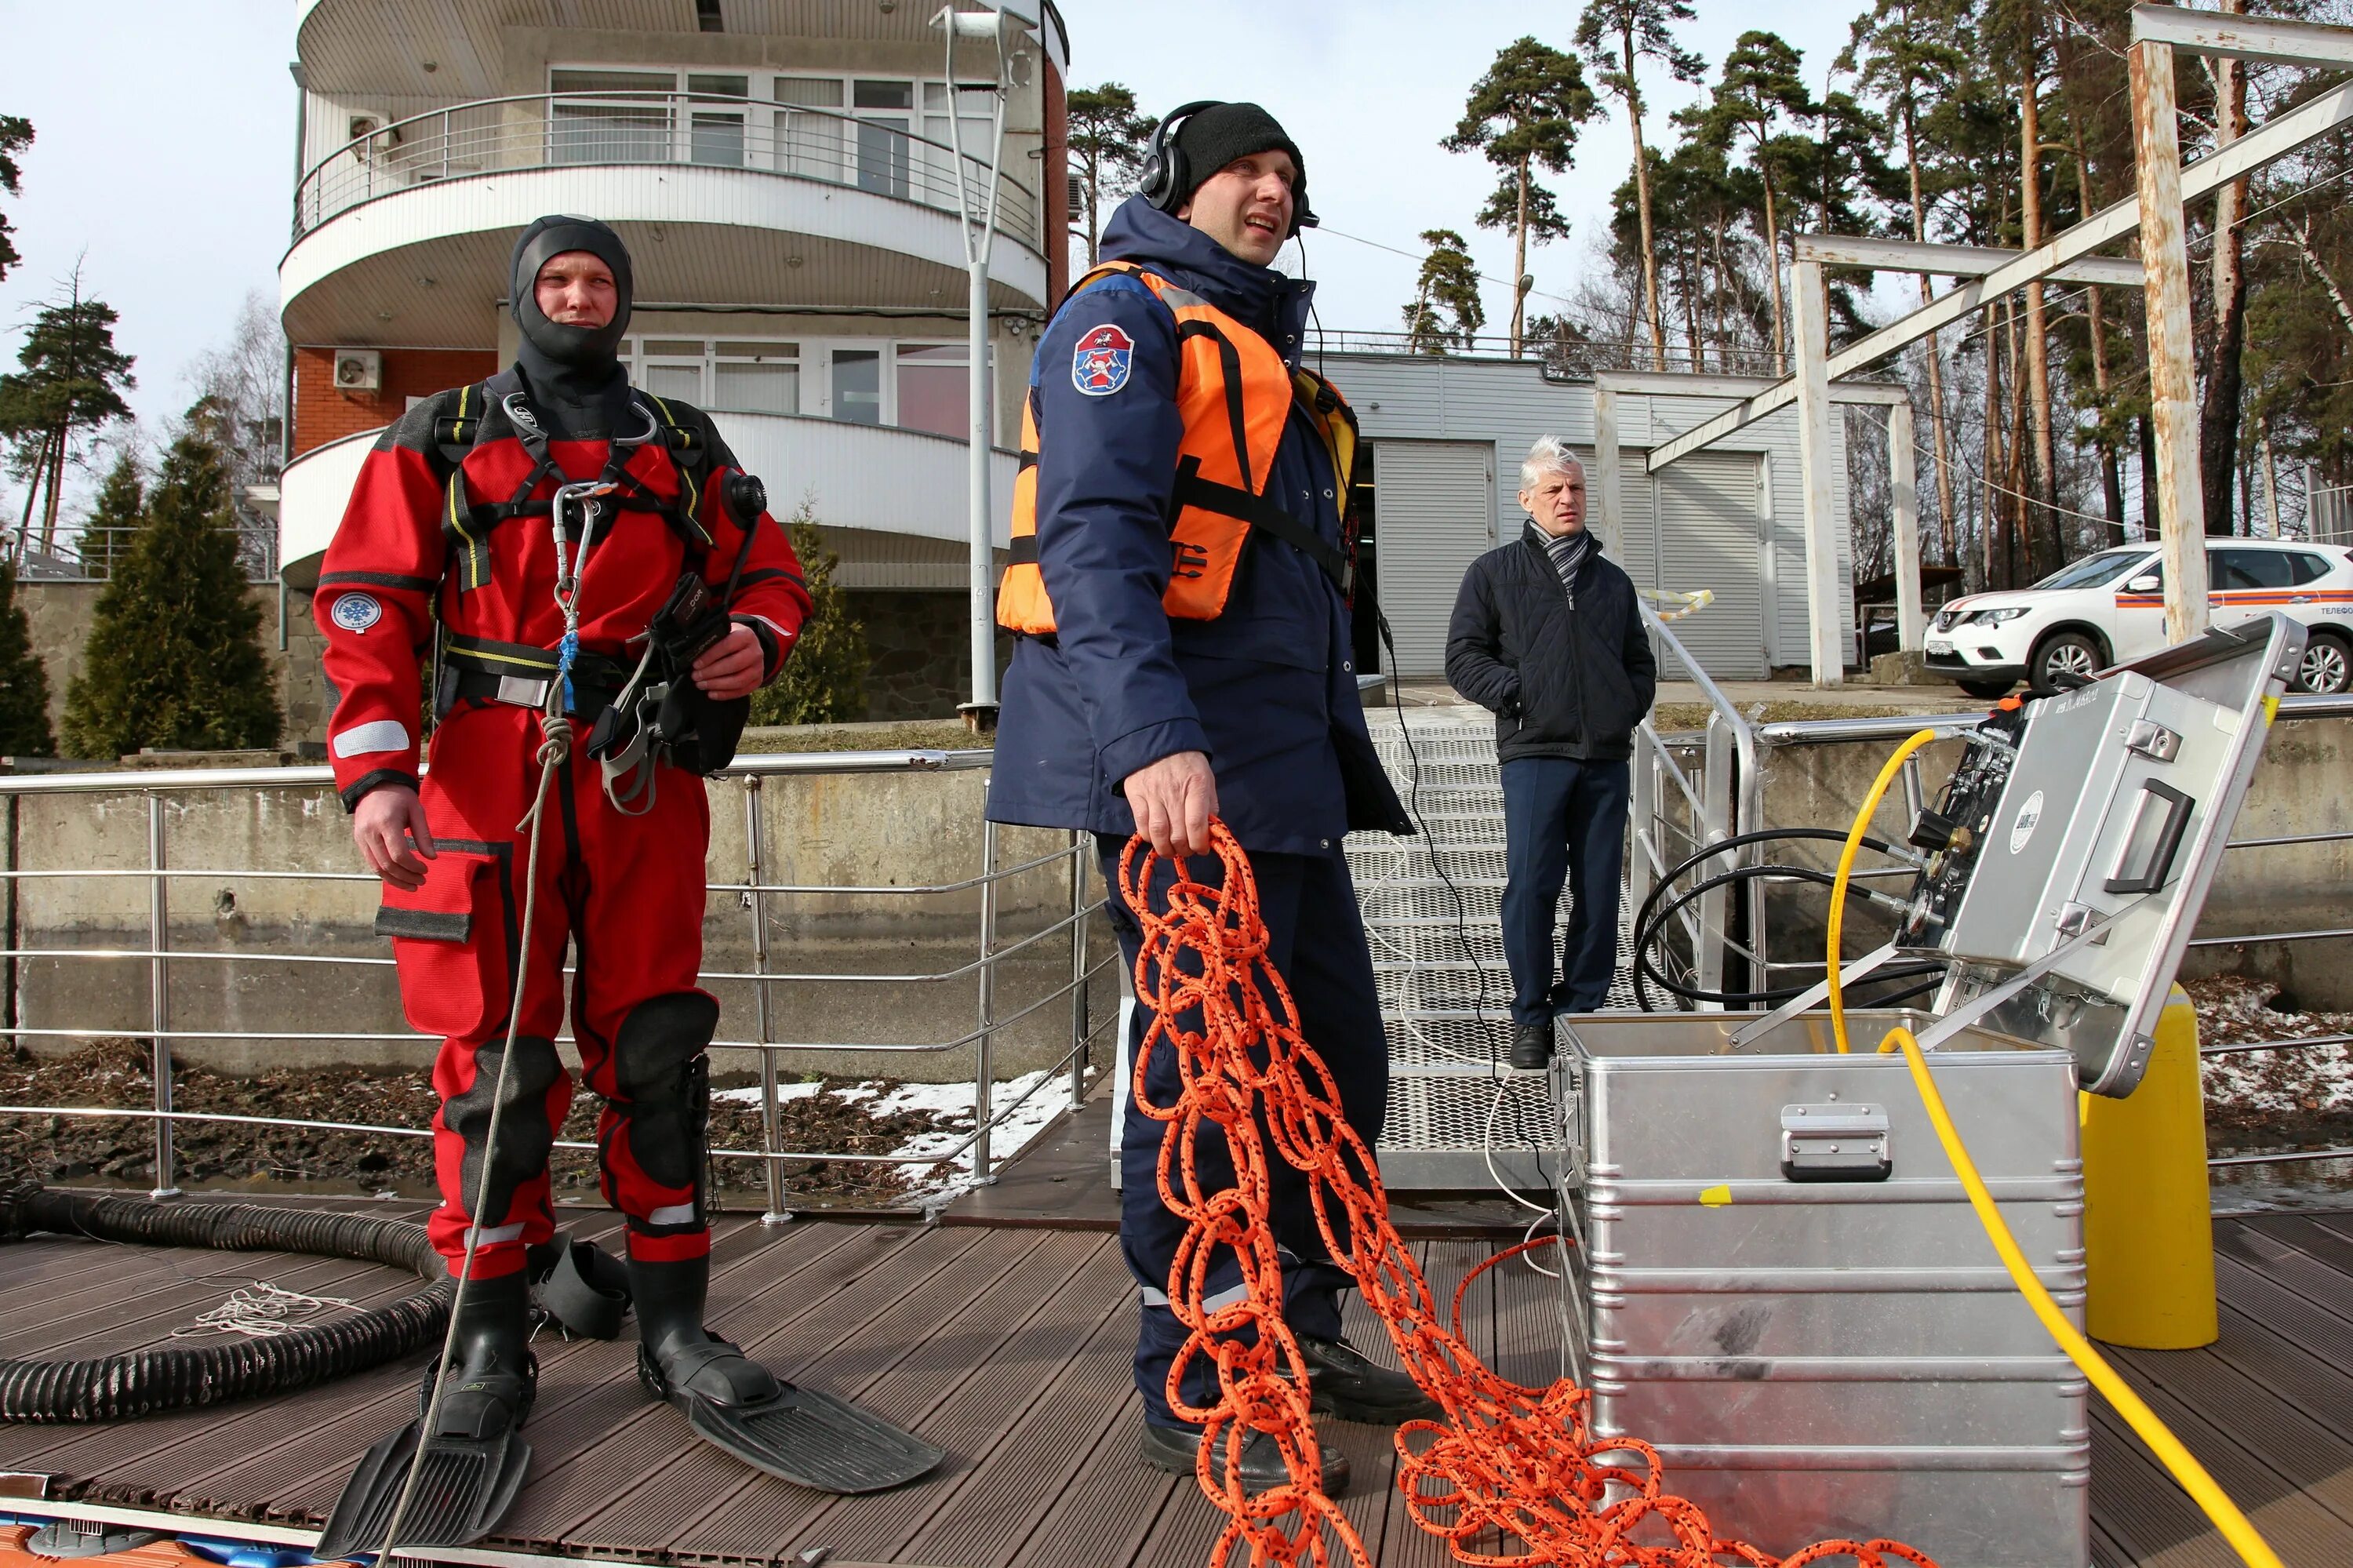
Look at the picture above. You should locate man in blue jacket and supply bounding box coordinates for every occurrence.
[1446,438,1657,1069]
[986,101,1429,1491]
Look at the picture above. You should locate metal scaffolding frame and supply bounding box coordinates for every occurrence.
[1617,3,2353,682]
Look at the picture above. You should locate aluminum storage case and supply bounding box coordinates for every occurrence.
[1558,1009,2087,1568]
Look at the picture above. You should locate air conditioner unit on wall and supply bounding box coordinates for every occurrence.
[333,350,383,392]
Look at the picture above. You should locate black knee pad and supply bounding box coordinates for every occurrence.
[444,1034,564,1225]
[613,992,720,1191]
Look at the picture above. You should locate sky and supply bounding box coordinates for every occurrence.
[0,0,1865,518]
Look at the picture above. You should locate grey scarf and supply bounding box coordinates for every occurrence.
[1543,526,1591,606]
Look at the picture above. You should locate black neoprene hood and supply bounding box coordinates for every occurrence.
[510,214,635,370]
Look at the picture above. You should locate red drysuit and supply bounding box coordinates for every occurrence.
[317,380,812,1279]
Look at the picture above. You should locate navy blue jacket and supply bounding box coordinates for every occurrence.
[986,197,1409,854]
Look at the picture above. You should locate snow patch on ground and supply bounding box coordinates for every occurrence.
[715,1068,1075,1206]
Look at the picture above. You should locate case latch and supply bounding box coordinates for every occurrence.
[1780,1104,1892,1182]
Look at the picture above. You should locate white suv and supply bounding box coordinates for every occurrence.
[1923,539,2353,697]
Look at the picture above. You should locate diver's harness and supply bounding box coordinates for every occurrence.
[427,371,766,811]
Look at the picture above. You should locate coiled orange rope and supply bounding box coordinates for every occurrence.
[1122,825,1934,1568]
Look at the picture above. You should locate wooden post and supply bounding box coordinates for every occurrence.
[2130,38,2210,642]
[1791,259,1845,683]
[1890,399,1926,653]
[1591,387,1626,562]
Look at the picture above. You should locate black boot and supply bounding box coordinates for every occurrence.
[1140,1420,1352,1497]
[433,1268,536,1438]
[1510,1022,1554,1071]
[627,1252,779,1407]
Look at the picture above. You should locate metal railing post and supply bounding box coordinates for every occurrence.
[1067,831,1089,1113]
[744,776,788,1225]
[1627,731,1657,928]
[973,817,999,1183]
[1694,714,1734,1009]
[147,794,178,1199]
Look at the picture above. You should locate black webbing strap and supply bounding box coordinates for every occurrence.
[1171,458,1351,595]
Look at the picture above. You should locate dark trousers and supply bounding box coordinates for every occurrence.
[1098,836,1387,1428]
[1500,756,1631,1026]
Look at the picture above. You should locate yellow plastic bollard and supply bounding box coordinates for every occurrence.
[2080,987,2217,1348]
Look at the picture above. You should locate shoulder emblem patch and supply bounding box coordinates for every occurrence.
[1071,323,1135,397]
[329,592,383,634]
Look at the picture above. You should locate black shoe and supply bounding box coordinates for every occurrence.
[1510,1023,1553,1071]
[1139,1419,1351,1497]
[1296,1334,1442,1424]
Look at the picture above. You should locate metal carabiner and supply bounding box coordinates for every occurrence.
[550,478,622,611]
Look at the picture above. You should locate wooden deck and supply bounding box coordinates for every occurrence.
[2,1141,2350,1566]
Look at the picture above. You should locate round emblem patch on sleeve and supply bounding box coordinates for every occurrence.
[1071,323,1135,396]
[329,592,383,634]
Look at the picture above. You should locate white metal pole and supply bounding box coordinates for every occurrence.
[940,7,1010,726]
[1791,259,1846,684]
[1889,399,1926,653]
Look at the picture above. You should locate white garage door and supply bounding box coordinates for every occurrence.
[1650,451,1768,679]
[1374,441,1494,678]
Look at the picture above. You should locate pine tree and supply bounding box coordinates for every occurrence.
[1678,31,1819,372]
[78,449,142,579]
[1442,38,1598,358]
[1402,231,1486,355]
[1576,1,1707,371]
[60,420,278,759]
[1065,85,1155,269]
[0,269,136,558]
[0,563,53,757]
[0,115,30,287]
[748,502,869,726]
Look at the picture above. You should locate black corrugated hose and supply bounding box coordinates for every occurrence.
[0,1178,450,1424]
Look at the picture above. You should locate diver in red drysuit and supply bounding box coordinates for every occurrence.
[318,215,810,1433]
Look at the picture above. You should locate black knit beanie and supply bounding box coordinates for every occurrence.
[1172,102,1308,225]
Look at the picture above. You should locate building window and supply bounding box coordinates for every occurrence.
[831,348,884,425]
[686,74,749,167]
[549,69,674,164]
[618,337,986,431]
[774,77,846,180]
[851,80,915,199]
[895,344,969,438]
[712,341,799,415]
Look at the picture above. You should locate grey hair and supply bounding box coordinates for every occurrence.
[1519,435,1585,491]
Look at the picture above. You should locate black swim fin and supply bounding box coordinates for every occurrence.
[636,1340,944,1493]
[313,1400,532,1560]
[315,1272,536,1562]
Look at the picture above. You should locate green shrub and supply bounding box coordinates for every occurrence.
[60,424,278,759]
[749,501,869,726]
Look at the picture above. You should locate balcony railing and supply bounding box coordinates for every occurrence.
[292,91,1039,249]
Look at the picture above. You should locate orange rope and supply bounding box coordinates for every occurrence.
[1122,825,1937,1568]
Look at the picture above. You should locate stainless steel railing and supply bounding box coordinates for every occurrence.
[293,92,1041,249]
[1625,609,1760,1010]
[0,748,1115,1221]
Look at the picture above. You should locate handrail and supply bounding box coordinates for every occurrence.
[0,747,993,796]
[0,754,1104,1210]
[291,89,1041,246]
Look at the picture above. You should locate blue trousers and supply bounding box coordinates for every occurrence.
[1500,757,1631,1025]
[1099,837,1387,1428]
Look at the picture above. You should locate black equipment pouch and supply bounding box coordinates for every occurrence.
[586,573,751,808]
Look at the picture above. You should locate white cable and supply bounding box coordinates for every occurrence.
[172,1282,359,1339]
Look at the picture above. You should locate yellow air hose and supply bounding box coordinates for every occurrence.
[1825,729,2283,1568]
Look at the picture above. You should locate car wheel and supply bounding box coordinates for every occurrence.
[1957,678,2015,700]
[2298,631,2351,696]
[2029,631,2103,694]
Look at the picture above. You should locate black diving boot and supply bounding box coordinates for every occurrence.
[628,1250,944,1493]
[315,1268,536,1560]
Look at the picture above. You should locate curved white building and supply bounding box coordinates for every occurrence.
[279,0,1071,722]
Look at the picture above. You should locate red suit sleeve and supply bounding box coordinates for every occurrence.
[314,400,450,809]
[698,446,813,687]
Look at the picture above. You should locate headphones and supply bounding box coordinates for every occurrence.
[1139,100,1316,237]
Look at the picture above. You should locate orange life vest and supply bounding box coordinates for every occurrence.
[995,261,1359,637]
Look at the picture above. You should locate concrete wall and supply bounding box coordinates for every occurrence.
[1747,712,2353,1009]
[5,763,1114,1083]
[16,583,332,759]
